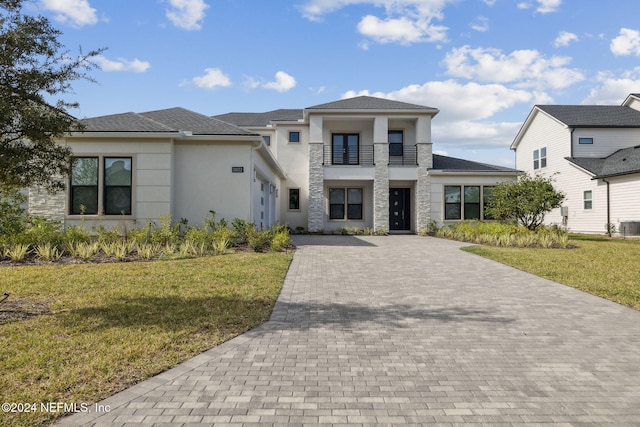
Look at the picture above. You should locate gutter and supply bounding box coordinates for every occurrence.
[603,178,611,236]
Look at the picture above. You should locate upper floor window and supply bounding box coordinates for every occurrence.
[332,133,359,165]
[70,156,132,216]
[533,147,547,169]
[388,130,404,156]
[288,131,300,143]
[579,137,593,145]
[262,135,271,146]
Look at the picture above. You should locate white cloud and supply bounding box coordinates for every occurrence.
[357,15,447,44]
[482,0,496,6]
[554,31,578,48]
[442,45,584,90]
[517,2,530,9]
[470,16,489,33]
[610,28,640,57]
[536,0,561,13]
[342,80,552,150]
[263,71,297,92]
[40,0,97,27]
[189,68,232,89]
[93,56,150,73]
[583,68,640,105]
[165,0,209,30]
[298,0,455,45]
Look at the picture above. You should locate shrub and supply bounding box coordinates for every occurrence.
[34,243,61,261]
[6,244,30,262]
[270,230,291,252]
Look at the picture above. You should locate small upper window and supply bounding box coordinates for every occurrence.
[288,188,300,211]
[262,135,271,146]
[289,131,300,143]
[579,137,593,145]
[388,130,404,156]
[533,147,547,170]
[584,190,593,210]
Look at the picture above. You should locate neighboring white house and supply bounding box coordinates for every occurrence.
[511,93,640,235]
[29,96,519,233]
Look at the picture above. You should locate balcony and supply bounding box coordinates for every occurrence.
[322,145,417,166]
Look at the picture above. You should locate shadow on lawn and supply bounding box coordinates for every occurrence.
[58,295,276,331]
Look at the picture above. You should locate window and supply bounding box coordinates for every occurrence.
[288,131,300,143]
[388,130,403,156]
[329,188,363,220]
[71,157,99,215]
[444,185,494,221]
[533,147,547,169]
[332,133,359,165]
[464,186,481,220]
[584,190,593,210]
[288,188,300,211]
[262,135,271,146]
[579,137,593,145]
[70,156,132,216]
[444,186,461,220]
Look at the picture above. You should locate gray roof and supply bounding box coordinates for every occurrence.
[82,107,256,135]
[567,145,640,178]
[431,154,519,173]
[537,105,640,128]
[213,109,303,127]
[307,96,438,111]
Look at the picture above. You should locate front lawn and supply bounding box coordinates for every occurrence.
[463,235,640,310]
[0,253,292,427]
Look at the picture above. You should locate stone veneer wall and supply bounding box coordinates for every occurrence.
[373,143,389,232]
[307,143,324,232]
[416,143,433,232]
[28,186,66,222]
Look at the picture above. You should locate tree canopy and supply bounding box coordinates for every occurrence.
[486,173,566,230]
[0,0,102,192]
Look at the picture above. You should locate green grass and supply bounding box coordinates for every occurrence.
[0,253,292,427]
[463,235,640,310]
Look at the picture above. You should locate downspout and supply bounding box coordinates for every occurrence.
[603,178,611,236]
[569,127,575,158]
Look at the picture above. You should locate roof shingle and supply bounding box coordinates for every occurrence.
[537,105,640,127]
[307,96,438,111]
[431,154,518,173]
[567,145,640,178]
[82,107,256,135]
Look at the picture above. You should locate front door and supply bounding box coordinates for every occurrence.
[389,188,410,231]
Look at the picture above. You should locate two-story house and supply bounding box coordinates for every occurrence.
[217,96,518,233]
[29,96,519,233]
[511,93,640,235]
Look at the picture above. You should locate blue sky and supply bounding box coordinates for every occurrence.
[28,0,640,167]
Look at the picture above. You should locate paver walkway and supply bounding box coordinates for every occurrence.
[59,235,640,426]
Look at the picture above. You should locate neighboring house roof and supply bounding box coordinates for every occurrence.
[213,109,303,127]
[536,105,640,128]
[567,145,640,179]
[431,154,519,174]
[306,96,438,112]
[82,107,256,136]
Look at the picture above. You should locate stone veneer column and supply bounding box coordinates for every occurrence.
[373,143,389,232]
[307,142,324,232]
[28,185,66,222]
[416,142,433,232]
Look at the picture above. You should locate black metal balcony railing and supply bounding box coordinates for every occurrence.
[322,145,418,166]
[389,145,417,166]
[323,145,374,166]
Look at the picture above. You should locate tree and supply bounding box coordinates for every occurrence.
[0,0,102,193]
[486,173,565,230]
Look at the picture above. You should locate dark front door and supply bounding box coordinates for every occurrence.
[389,188,410,231]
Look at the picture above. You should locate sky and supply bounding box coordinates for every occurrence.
[24,0,640,167]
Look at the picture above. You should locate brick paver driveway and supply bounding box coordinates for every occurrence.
[60,235,640,426]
